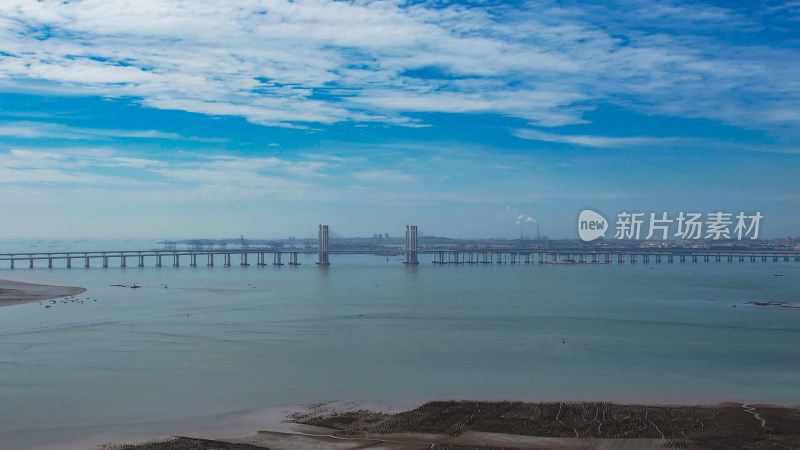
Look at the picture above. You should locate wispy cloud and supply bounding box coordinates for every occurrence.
[0,121,224,141]
[0,0,797,132]
[352,169,419,183]
[511,129,674,148]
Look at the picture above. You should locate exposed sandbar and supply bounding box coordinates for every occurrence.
[0,278,86,307]
[110,400,800,449]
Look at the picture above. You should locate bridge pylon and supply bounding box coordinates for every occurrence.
[404,225,419,264]
[316,224,330,265]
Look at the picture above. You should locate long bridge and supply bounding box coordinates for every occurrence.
[1,225,798,269]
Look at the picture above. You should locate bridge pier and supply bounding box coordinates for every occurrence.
[618,253,624,264]
[257,253,266,266]
[66,258,70,268]
[317,224,330,265]
[403,225,419,265]
[48,257,53,269]
[190,254,197,267]
[173,254,179,267]
[84,257,90,268]
[103,256,109,268]
[241,252,249,266]
[655,254,661,263]
[29,257,34,269]
[207,254,214,266]
[703,255,709,263]
[157,255,162,267]
[121,256,127,267]
[289,252,300,266]
[273,252,283,266]
[139,255,145,267]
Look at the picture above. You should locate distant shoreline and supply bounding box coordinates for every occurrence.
[0,278,86,307]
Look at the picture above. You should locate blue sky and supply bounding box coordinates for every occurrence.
[0,0,798,239]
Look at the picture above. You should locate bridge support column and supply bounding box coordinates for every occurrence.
[157,255,162,267]
[241,252,249,266]
[668,254,674,263]
[103,256,108,268]
[403,225,419,265]
[208,254,214,266]
[739,255,744,262]
[29,258,34,269]
[273,252,283,266]
[727,255,733,262]
[121,256,127,267]
[190,254,197,267]
[139,255,145,267]
[224,254,231,266]
[655,255,661,263]
[173,254,179,267]
[618,253,624,264]
[48,258,53,269]
[317,224,330,265]
[84,257,90,268]
[289,252,300,265]
[715,255,721,262]
[66,258,70,268]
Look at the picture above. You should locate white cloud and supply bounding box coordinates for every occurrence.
[352,169,419,183]
[0,0,796,132]
[511,129,672,148]
[0,121,224,141]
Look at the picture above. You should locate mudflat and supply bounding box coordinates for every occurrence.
[290,400,800,449]
[0,278,86,307]
[108,400,800,449]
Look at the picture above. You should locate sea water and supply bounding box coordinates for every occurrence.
[1,241,798,448]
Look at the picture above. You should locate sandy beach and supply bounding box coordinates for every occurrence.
[0,278,86,307]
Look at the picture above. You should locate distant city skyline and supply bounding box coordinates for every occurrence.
[1,1,798,240]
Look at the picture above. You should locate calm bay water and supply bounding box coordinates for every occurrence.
[1,241,799,448]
